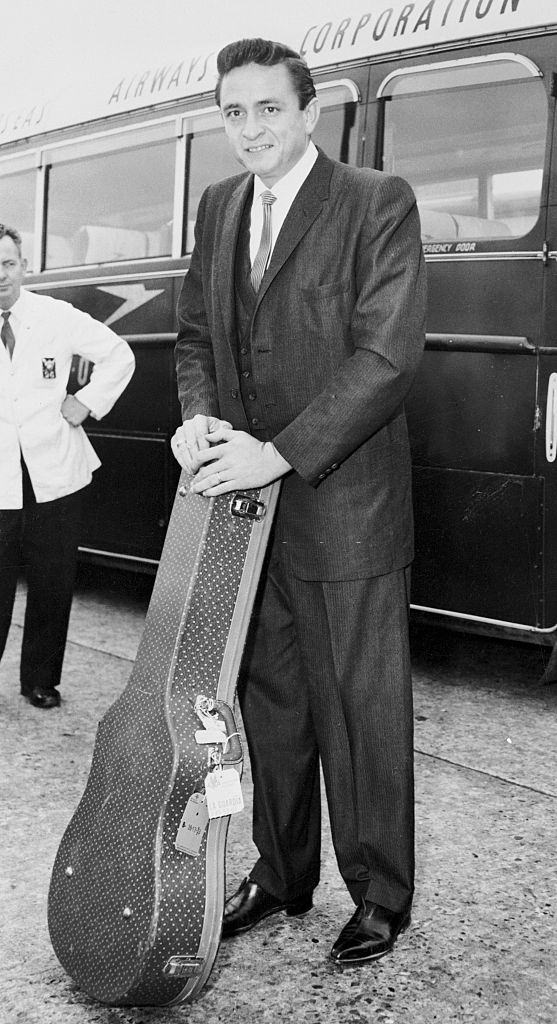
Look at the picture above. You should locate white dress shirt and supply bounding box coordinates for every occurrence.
[0,288,135,508]
[250,141,319,267]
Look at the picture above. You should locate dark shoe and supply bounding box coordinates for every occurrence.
[23,686,61,709]
[330,899,411,964]
[222,876,313,938]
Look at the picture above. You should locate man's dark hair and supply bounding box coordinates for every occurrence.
[215,38,317,110]
[0,224,23,256]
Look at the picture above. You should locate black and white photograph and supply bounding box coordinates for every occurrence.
[0,2,555,1022]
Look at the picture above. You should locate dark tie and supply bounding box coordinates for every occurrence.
[250,191,276,292]
[1,311,15,359]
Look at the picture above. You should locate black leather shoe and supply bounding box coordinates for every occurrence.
[23,686,61,709]
[222,876,313,938]
[330,899,411,964]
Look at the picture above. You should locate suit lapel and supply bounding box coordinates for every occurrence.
[216,175,253,351]
[256,151,334,305]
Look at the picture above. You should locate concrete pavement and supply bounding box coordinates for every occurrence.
[0,567,555,1023]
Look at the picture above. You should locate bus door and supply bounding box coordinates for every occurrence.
[540,82,557,632]
[369,45,552,630]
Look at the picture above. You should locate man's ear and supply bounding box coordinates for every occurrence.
[304,96,320,135]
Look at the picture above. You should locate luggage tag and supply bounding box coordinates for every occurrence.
[174,792,210,857]
[194,696,244,818]
[204,765,244,820]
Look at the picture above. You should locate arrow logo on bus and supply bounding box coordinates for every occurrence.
[99,284,165,326]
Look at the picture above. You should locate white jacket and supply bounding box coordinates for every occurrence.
[1,288,135,507]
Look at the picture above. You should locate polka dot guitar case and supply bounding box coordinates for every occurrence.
[47,475,280,1005]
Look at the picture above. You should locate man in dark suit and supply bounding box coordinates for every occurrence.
[173,37,426,965]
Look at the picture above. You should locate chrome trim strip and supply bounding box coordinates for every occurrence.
[172,133,187,258]
[35,111,179,159]
[411,603,557,636]
[377,51,542,96]
[425,333,535,353]
[317,78,361,103]
[78,545,159,566]
[29,266,187,289]
[32,167,45,273]
[121,333,176,343]
[424,250,545,262]
[86,426,167,439]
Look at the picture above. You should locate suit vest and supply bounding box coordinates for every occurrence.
[234,199,271,441]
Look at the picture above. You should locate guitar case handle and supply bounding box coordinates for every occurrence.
[213,700,243,765]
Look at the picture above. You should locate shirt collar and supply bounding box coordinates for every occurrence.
[2,291,26,322]
[253,141,318,203]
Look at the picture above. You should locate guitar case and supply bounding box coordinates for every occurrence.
[48,474,280,1006]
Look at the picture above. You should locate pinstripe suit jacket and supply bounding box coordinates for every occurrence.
[175,150,426,581]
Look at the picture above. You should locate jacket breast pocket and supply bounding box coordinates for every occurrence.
[301,279,352,299]
[300,280,354,337]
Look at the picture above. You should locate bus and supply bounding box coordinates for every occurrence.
[2,0,556,669]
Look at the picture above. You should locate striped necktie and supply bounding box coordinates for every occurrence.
[250,191,276,293]
[1,311,15,359]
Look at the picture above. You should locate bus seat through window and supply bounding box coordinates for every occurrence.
[18,231,35,264]
[77,225,150,263]
[46,234,75,266]
[419,207,512,242]
[419,209,459,240]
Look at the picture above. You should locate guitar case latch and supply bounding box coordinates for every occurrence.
[163,955,204,977]
[230,493,267,521]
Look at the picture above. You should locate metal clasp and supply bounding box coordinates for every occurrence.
[230,493,267,521]
[163,955,204,977]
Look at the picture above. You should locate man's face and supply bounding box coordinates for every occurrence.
[219,62,319,187]
[0,236,26,310]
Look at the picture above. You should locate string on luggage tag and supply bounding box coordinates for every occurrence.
[194,694,214,714]
[222,731,240,753]
[193,694,223,724]
[209,747,223,772]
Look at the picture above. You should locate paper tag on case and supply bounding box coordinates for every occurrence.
[175,792,210,856]
[204,768,244,819]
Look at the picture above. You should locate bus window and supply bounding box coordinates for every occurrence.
[185,129,240,253]
[312,102,357,165]
[0,168,36,269]
[45,137,175,268]
[379,57,547,243]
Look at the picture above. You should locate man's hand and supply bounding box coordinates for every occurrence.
[61,394,90,426]
[171,415,233,474]
[189,427,291,495]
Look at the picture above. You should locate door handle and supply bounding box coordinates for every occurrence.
[546,372,557,463]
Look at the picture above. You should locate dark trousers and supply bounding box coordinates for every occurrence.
[238,548,415,913]
[0,464,84,693]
